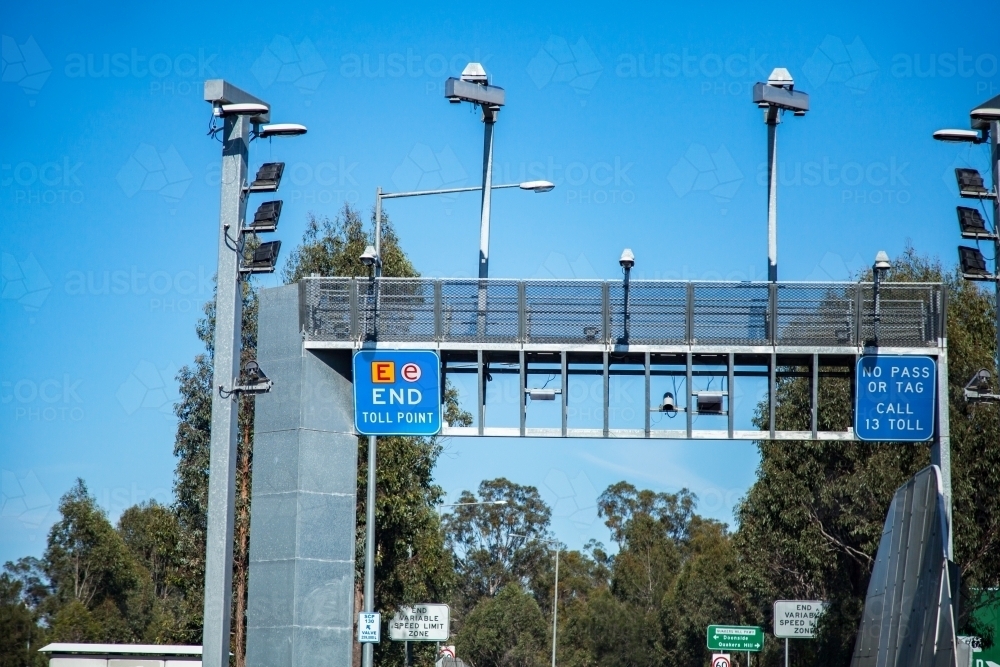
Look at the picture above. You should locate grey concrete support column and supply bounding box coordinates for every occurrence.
[247,284,358,667]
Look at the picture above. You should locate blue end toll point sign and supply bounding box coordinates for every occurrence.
[354,350,441,436]
[854,355,936,442]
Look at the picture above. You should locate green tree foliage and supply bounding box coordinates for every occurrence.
[735,247,1000,666]
[0,566,47,667]
[443,478,553,618]
[457,583,550,667]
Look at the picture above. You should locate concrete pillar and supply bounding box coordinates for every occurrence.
[246,284,358,667]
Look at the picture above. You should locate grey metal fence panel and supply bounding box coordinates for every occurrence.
[297,277,943,348]
[301,278,353,340]
[691,283,771,345]
[525,280,604,344]
[776,283,857,346]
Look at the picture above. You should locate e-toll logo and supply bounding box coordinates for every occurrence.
[354,350,440,436]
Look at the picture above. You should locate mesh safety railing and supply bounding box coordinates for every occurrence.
[299,278,943,348]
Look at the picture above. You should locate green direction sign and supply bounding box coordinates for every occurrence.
[707,625,765,652]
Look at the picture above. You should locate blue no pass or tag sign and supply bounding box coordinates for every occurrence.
[353,350,441,436]
[854,355,936,442]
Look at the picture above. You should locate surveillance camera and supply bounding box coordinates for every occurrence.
[619,248,635,270]
[661,392,676,412]
[359,245,378,267]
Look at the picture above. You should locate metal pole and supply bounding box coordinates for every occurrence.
[202,111,250,667]
[785,638,789,667]
[405,641,411,667]
[551,548,559,667]
[479,110,497,279]
[873,268,881,345]
[623,266,631,343]
[992,119,1000,410]
[363,434,377,667]
[375,187,383,278]
[765,106,779,282]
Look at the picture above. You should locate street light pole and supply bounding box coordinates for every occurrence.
[201,81,263,667]
[766,108,779,283]
[991,119,1000,386]
[752,68,809,283]
[479,109,498,280]
[550,546,559,667]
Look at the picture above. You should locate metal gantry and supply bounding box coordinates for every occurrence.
[299,277,946,441]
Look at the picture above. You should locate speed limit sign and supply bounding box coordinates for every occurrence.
[712,654,731,667]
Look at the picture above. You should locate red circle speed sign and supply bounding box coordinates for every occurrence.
[401,362,422,382]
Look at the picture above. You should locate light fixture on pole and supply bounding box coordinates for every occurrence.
[931,91,1000,557]
[619,249,634,344]
[201,79,305,667]
[752,68,809,283]
[445,62,506,280]
[871,250,891,346]
[507,534,560,667]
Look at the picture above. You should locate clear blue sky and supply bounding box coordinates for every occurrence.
[2,0,997,564]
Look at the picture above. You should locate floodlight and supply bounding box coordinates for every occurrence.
[241,240,281,274]
[235,360,273,394]
[970,94,1000,122]
[248,162,284,193]
[245,200,282,233]
[619,248,635,270]
[957,206,994,239]
[258,123,308,138]
[359,245,378,267]
[694,391,725,414]
[958,246,994,280]
[933,128,984,143]
[526,388,560,401]
[873,251,891,271]
[955,168,991,198]
[215,102,269,118]
[519,180,555,192]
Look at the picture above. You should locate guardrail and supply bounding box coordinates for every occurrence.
[299,278,944,348]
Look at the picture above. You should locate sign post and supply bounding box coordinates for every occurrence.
[773,600,828,667]
[854,355,936,441]
[707,625,764,653]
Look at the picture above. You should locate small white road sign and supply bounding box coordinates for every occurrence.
[712,653,731,667]
[358,612,381,643]
[389,604,450,641]
[773,600,828,638]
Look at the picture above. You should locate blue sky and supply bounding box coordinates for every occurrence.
[1,1,997,564]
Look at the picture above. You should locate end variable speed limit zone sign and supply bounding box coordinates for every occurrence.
[707,625,764,652]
